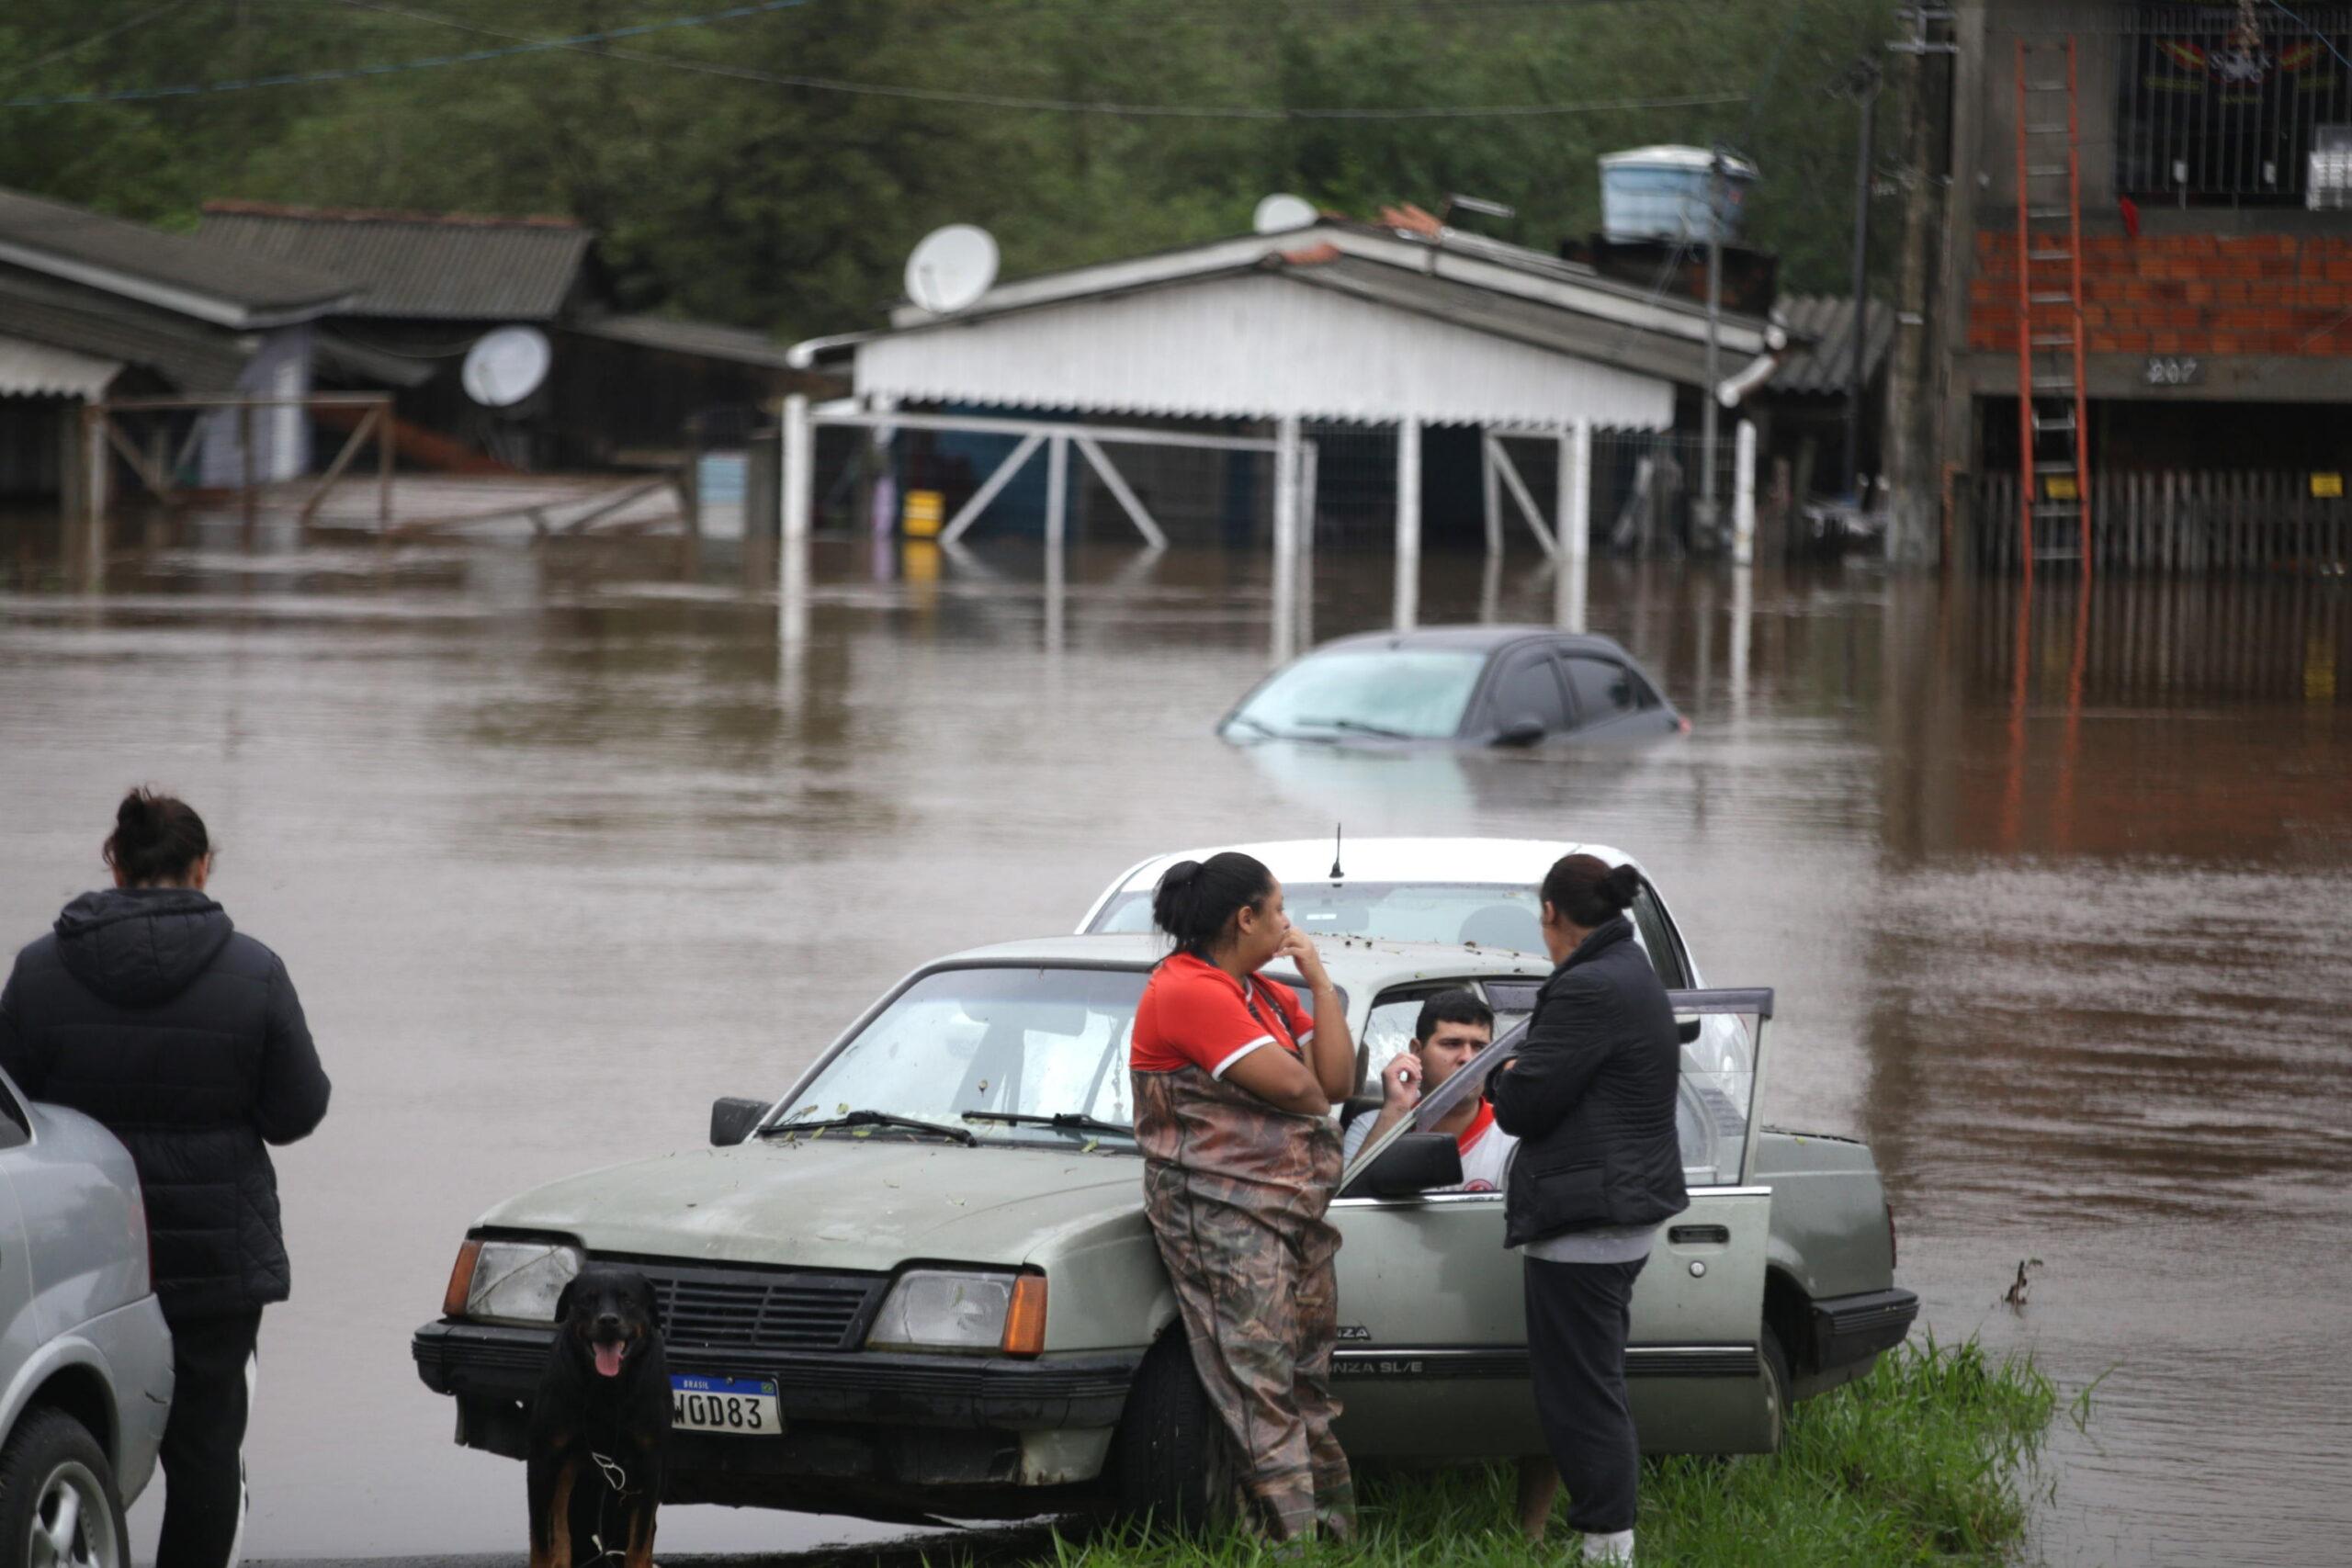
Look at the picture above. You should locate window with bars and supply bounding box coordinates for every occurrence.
[2115,3,2352,204]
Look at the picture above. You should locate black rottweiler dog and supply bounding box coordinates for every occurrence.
[527,1265,669,1568]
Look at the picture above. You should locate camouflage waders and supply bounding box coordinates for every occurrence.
[1133,1063,1355,1541]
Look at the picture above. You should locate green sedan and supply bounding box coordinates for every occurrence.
[413,934,1915,1526]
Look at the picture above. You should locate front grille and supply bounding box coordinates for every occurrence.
[606,1259,883,1354]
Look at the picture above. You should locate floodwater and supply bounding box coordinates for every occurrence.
[2,509,2347,1565]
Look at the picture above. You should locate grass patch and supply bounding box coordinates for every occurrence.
[1039,1337,2061,1568]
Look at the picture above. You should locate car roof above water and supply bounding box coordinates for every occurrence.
[922,931,1555,990]
[1095,836,1641,904]
[1307,625,1640,660]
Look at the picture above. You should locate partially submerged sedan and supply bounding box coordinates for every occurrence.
[1220,627,1684,747]
[413,932,1912,1528]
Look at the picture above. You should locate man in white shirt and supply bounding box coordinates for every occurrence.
[1341,991,1515,1190]
[1340,990,1569,1540]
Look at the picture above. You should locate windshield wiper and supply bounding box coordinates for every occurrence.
[759,1109,976,1145]
[1297,716,1416,739]
[1226,713,1283,739]
[962,1111,1136,1140]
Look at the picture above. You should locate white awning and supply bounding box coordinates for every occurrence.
[854,271,1675,431]
[0,333,120,399]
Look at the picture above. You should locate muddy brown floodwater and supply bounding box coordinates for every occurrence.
[2,514,2347,1564]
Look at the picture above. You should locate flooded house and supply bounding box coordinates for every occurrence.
[1929,1,2352,572]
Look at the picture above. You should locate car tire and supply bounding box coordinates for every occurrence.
[1760,1325,1793,1456]
[1110,1332,1238,1535]
[0,1405,130,1568]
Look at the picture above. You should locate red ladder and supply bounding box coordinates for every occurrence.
[2013,37,2092,583]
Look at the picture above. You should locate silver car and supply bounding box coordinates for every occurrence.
[414,927,1914,1526]
[0,1068,173,1568]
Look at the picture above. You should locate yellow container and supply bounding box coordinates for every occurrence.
[902,489,944,538]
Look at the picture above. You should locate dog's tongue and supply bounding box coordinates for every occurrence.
[594,1342,626,1378]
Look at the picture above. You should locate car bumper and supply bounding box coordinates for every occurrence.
[90,1295,174,1506]
[412,1320,1141,1517]
[1809,1287,1920,1371]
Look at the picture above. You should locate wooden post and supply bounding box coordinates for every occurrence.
[1044,433,1069,550]
[1733,419,1758,567]
[238,403,257,532]
[781,392,812,544]
[83,406,109,525]
[1394,416,1420,631]
[378,397,394,525]
[1480,432,1502,557]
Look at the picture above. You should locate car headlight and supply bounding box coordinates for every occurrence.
[442,1236,582,1325]
[865,1269,1046,1356]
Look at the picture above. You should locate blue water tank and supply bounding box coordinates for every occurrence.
[1599,145,1759,244]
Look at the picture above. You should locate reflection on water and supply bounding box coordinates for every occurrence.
[1,510,2347,1563]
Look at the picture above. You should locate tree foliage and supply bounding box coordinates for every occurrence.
[0,0,1904,335]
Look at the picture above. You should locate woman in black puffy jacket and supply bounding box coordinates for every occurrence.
[0,789,330,1568]
[1490,853,1687,1567]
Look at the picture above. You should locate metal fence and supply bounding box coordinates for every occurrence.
[2112,4,2352,206]
[1973,468,2352,574]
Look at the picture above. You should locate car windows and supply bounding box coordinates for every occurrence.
[1090,883,1544,951]
[1487,654,1570,734]
[781,966,1150,1139]
[1564,657,1640,725]
[1627,886,1691,988]
[1227,649,1487,740]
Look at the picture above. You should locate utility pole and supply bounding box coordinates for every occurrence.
[1698,145,1726,548]
[1887,6,1960,567]
[1835,58,1886,501]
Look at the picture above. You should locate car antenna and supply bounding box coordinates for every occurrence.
[1330,822,1344,881]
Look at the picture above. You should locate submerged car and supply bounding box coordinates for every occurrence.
[1219,627,1684,747]
[413,924,1914,1527]
[0,1068,174,1568]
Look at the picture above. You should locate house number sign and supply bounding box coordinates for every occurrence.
[2144,355,2203,386]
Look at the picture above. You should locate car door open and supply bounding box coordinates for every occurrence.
[1329,989,1779,1459]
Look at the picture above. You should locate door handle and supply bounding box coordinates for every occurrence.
[1668,1224,1730,1245]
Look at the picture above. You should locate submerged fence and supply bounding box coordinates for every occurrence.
[1973,468,2352,576]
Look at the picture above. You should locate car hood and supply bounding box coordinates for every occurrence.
[476,1138,1146,1271]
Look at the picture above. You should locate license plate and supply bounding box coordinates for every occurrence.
[670,1373,783,1436]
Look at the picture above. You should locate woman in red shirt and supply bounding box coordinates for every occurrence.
[1128,852,1358,1541]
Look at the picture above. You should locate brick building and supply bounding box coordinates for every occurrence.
[1933,2,2352,561]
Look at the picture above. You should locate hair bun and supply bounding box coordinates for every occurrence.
[117,792,152,828]
[1602,863,1643,912]
[1163,859,1204,886]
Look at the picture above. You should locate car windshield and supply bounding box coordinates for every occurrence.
[771,966,1156,1147]
[1226,650,1486,740]
[1092,882,1543,953]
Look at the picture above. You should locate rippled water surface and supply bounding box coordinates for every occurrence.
[2,513,2346,1563]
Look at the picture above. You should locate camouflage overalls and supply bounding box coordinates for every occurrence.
[1133,986,1354,1542]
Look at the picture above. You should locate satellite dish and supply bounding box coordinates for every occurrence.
[1253,193,1317,233]
[461,325,550,409]
[904,224,999,314]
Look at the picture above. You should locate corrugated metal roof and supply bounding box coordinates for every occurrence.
[0,271,250,391]
[1278,255,1724,390]
[566,313,797,368]
[0,333,120,399]
[197,203,594,321]
[1770,294,1894,396]
[0,186,352,324]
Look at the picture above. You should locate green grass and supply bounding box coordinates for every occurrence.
[1037,1337,2063,1568]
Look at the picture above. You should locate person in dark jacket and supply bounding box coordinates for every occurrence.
[1490,853,1687,1566]
[0,789,330,1568]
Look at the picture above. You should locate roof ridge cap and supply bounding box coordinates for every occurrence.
[201,198,584,231]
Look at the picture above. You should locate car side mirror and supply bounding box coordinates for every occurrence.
[1677,1017,1703,1044]
[1343,1132,1464,1199]
[710,1096,768,1147]
[1494,716,1547,748]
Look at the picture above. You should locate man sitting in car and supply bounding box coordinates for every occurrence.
[1340,990,1568,1539]
[1342,990,1514,1189]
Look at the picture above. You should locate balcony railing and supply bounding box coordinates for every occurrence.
[2114,3,2352,206]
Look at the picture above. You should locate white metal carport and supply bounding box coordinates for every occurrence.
[785,217,1780,621]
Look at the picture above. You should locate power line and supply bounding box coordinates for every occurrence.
[6,0,1745,120]
[0,0,815,110]
[347,0,1745,121]
[0,1,198,86]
